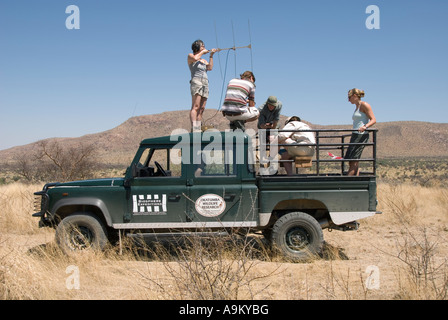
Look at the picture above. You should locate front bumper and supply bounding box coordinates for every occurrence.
[33,182,59,227]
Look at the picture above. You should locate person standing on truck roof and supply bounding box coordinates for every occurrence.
[221,71,259,131]
[257,96,282,143]
[277,116,316,175]
[345,88,377,176]
[188,40,217,132]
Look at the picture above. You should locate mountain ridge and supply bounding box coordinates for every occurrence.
[2,109,448,165]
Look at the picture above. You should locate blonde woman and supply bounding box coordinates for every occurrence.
[345,88,376,176]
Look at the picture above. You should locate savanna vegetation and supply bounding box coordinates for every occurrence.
[1,141,447,299]
[1,170,447,300]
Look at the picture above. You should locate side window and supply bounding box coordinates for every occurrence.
[136,147,182,177]
[195,148,235,177]
[137,148,151,167]
[168,147,182,177]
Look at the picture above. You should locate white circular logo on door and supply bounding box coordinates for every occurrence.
[195,194,226,217]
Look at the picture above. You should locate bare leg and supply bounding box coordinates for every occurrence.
[190,95,206,131]
[197,97,207,122]
[348,161,360,176]
[282,153,294,175]
[190,94,202,123]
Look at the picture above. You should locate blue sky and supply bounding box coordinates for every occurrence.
[1,0,447,150]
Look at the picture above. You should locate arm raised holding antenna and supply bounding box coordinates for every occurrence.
[216,44,251,52]
[206,48,217,71]
[187,39,217,66]
[188,48,216,65]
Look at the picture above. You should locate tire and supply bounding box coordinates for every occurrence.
[55,213,109,254]
[271,212,323,261]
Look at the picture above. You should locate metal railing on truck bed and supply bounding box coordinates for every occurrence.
[256,128,378,177]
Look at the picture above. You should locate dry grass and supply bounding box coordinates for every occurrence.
[1,182,448,300]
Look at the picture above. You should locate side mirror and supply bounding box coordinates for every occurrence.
[124,178,132,188]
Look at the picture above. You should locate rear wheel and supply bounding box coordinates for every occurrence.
[271,212,323,261]
[56,213,109,254]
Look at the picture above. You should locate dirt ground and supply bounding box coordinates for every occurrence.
[1,183,448,300]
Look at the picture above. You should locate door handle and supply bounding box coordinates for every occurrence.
[224,193,236,201]
[168,194,181,202]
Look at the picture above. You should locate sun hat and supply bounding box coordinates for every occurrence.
[267,96,278,107]
[285,116,301,125]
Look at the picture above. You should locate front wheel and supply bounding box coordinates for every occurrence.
[271,212,323,261]
[55,213,109,254]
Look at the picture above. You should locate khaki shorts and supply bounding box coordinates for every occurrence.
[224,107,260,122]
[286,145,315,157]
[190,77,209,98]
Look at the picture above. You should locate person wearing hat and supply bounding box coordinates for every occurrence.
[257,96,282,144]
[277,116,316,175]
[257,96,282,130]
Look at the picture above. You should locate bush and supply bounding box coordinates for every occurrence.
[15,140,97,183]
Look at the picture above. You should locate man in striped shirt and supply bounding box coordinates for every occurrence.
[221,71,259,130]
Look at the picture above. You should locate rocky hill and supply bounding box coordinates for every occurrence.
[1,109,448,166]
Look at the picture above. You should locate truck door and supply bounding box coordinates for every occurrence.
[187,146,246,226]
[127,146,188,224]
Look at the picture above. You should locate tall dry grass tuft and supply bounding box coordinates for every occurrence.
[393,227,448,299]
[0,237,156,300]
[0,183,146,299]
[137,233,281,300]
[377,183,448,300]
[375,183,448,229]
[377,184,418,226]
[0,183,43,234]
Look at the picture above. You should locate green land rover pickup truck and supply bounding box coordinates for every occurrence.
[33,129,380,260]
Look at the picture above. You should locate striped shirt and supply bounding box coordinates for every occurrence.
[221,78,256,113]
